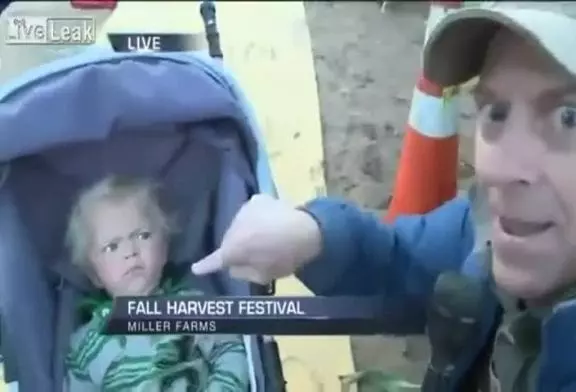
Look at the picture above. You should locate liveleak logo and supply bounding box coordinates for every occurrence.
[5,16,96,45]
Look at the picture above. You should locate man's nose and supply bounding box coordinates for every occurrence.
[475,124,542,188]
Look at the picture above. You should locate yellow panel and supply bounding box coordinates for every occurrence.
[98,2,354,391]
[215,5,354,390]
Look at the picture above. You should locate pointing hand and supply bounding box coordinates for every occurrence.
[191,194,321,284]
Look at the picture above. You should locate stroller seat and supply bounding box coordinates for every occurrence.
[0,49,283,391]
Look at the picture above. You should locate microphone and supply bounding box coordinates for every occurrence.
[200,1,223,59]
[422,271,486,392]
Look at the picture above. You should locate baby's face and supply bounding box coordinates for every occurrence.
[87,198,168,297]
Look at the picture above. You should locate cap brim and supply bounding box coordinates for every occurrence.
[423,7,576,87]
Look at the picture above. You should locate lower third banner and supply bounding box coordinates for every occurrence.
[103,296,425,335]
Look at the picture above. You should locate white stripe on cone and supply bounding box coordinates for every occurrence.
[408,87,459,138]
[405,1,462,139]
[405,2,462,138]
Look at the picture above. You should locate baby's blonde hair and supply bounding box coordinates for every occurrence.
[66,175,172,269]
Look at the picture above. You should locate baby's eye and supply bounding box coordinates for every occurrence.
[137,231,152,240]
[551,105,576,132]
[102,242,118,253]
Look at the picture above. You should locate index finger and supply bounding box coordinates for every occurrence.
[191,248,225,275]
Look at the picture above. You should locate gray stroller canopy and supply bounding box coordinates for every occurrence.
[0,48,282,392]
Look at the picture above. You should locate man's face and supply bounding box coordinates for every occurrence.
[87,198,168,297]
[475,30,576,300]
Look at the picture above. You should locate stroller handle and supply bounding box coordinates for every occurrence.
[200,1,223,59]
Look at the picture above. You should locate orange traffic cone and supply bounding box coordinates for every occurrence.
[386,0,462,222]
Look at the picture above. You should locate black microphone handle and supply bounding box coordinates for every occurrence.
[422,272,485,392]
[200,1,223,59]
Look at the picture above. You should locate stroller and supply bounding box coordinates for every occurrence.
[0,2,285,391]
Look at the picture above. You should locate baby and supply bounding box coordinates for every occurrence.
[65,175,250,391]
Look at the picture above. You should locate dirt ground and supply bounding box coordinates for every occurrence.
[304,1,477,386]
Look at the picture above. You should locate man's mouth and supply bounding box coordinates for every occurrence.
[499,217,553,237]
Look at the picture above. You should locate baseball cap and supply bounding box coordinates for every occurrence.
[423,2,576,87]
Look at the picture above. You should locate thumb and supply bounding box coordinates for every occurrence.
[191,248,225,275]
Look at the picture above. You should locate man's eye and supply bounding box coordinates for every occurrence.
[485,102,510,123]
[552,105,576,131]
[137,231,152,240]
[102,242,118,253]
[477,101,510,125]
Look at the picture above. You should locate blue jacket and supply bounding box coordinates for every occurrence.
[298,197,576,392]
